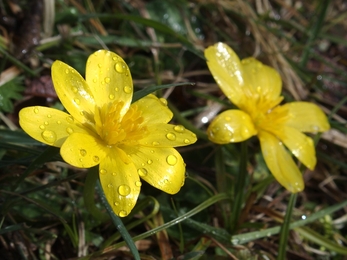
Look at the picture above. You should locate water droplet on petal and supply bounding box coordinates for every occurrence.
[57,120,61,125]
[98,63,102,68]
[93,156,100,162]
[80,149,87,156]
[72,87,78,93]
[74,98,80,105]
[184,139,190,144]
[174,125,185,133]
[123,86,132,94]
[44,121,49,125]
[137,168,148,176]
[47,114,52,118]
[99,168,107,174]
[105,77,110,83]
[34,107,39,114]
[119,210,128,217]
[65,69,69,74]
[39,125,45,130]
[109,94,115,100]
[93,78,97,83]
[225,116,231,121]
[147,159,153,165]
[66,127,74,134]
[107,184,113,188]
[135,181,142,187]
[114,201,120,206]
[41,130,57,143]
[115,61,126,73]
[159,98,168,106]
[118,185,131,196]
[166,133,176,141]
[166,155,177,166]
[115,87,119,92]
[152,141,159,146]
[66,116,74,123]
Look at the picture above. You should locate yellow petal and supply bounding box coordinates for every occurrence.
[52,61,95,124]
[207,110,257,144]
[85,50,133,117]
[99,148,140,217]
[281,102,330,133]
[19,106,89,147]
[60,133,108,168]
[133,94,173,125]
[258,131,304,193]
[241,57,282,107]
[138,124,197,147]
[204,42,246,106]
[122,146,186,194]
[276,126,316,170]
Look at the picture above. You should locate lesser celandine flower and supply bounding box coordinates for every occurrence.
[204,42,330,193]
[19,50,197,217]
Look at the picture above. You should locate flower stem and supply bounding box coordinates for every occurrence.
[230,141,248,233]
[277,192,297,260]
[96,179,140,260]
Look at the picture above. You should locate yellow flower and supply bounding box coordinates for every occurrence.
[19,50,197,217]
[204,43,330,193]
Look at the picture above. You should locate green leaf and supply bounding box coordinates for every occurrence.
[0,76,24,113]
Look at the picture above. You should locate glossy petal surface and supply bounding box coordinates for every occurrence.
[52,61,95,124]
[85,50,133,117]
[241,57,282,102]
[258,131,304,193]
[204,42,245,106]
[275,126,316,170]
[60,133,108,168]
[207,110,257,144]
[134,94,173,125]
[99,149,140,217]
[123,146,186,194]
[281,102,330,133]
[138,124,197,147]
[19,106,89,147]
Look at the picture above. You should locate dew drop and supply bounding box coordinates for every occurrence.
[98,63,102,68]
[123,86,132,94]
[57,120,61,125]
[159,98,168,106]
[166,132,176,141]
[184,139,190,144]
[74,98,80,105]
[109,94,115,100]
[115,61,126,73]
[41,130,57,143]
[34,107,39,114]
[240,126,250,139]
[66,116,74,123]
[105,77,110,83]
[65,69,69,74]
[118,210,128,217]
[112,172,117,176]
[107,184,113,188]
[44,121,49,125]
[99,168,107,175]
[225,116,231,121]
[114,201,120,206]
[47,114,52,118]
[66,127,74,134]
[164,179,169,184]
[80,149,87,156]
[93,156,100,162]
[166,155,177,166]
[173,125,185,133]
[135,181,142,187]
[72,86,78,93]
[147,159,153,165]
[112,57,117,61]
[152,141,159,146]
[115,87,119,92]
[118,185,131,196]
[137,168,148,176]
[93,78,97,83]
[39,125,45,130]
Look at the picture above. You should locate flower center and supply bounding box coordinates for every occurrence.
[94,101,147,146]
